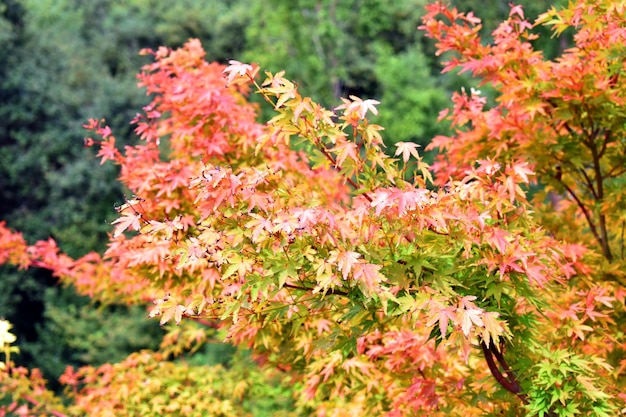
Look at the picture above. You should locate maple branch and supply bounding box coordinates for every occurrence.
[481,344,560,417]
[607,161,626,178]
[283,283,349,297]
[597,217,612,262]
[548,97,614,261]
[316,142,372,202]
[491,346,523,395]
[480,342,526,403]
[249,72,373,203]
[303,118,374,203]
[590,143,612,262]
[556,177,603,250]
[574,167,598,200]
[620,220,624,259]
[597,128,610,159]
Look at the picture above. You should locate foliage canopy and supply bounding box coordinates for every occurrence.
[1,0,625,416]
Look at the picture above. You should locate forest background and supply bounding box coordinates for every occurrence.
[1,0,570,407]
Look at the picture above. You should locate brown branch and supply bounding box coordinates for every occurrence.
[547,96,614,260]
[557,177,603,249]
[587,137,612,260]
[577,113,613,261]
[283,282,349,297]
[597,129,611,159]
[620,220,624,259]
[481,343,560,417]
[575,167,598,200]
[480,342,526,402]
[491,345,523,395]
[607,162,626,178]
[598,214,612,262]
[250,73,373,204]
[317,144,372,202]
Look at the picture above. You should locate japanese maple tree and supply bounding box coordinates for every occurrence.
[421,0,626,413]
[1,1,624,416]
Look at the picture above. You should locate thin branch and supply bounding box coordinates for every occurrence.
[575,167,598,200]
[283,282,349,297]
[587,129,612,261]
[248,73,368,200]
[620,220,624,259]
[557,178,602,248]
[251,74,375,204]
[607,162,626,178]
[597,128,611,159]
[316,142,372,202]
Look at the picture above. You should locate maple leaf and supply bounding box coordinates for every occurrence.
[0,319,17,345]
[508,4,524,19]
[488,228,510,254]
[149,217,184,240]
[245,213,273,242]
[370,190,393,216]
[352,262,385,296]
[96,137,120,165]
[336,95,380,119]
[111,213,142,238]
[465,11,481,25]
[481,311,504,348]
[394,142,421,164]
[427,307,456,339]
[330,250,361,280]
[510,161,534,183]
[223,60,253,85]
[292,208,319,229]
[524,264,547,287]
[333,140,358,168]
[460,308,484,337]
[315,319,332,336]
[160,304,187,325]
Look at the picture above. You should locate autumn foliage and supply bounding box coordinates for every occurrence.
[1,1,625,416]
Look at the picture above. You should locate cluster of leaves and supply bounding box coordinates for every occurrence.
[0,0,572,389]
[420,0,626,414]
[0,0,625,416]
[1,321,297,417]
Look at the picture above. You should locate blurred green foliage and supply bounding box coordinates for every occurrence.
[185,343,300,416]
[242,0,450,146]
[0,0,569,401]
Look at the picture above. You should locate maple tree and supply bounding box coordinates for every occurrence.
[421,0,626,413]
[1,0,625,416]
